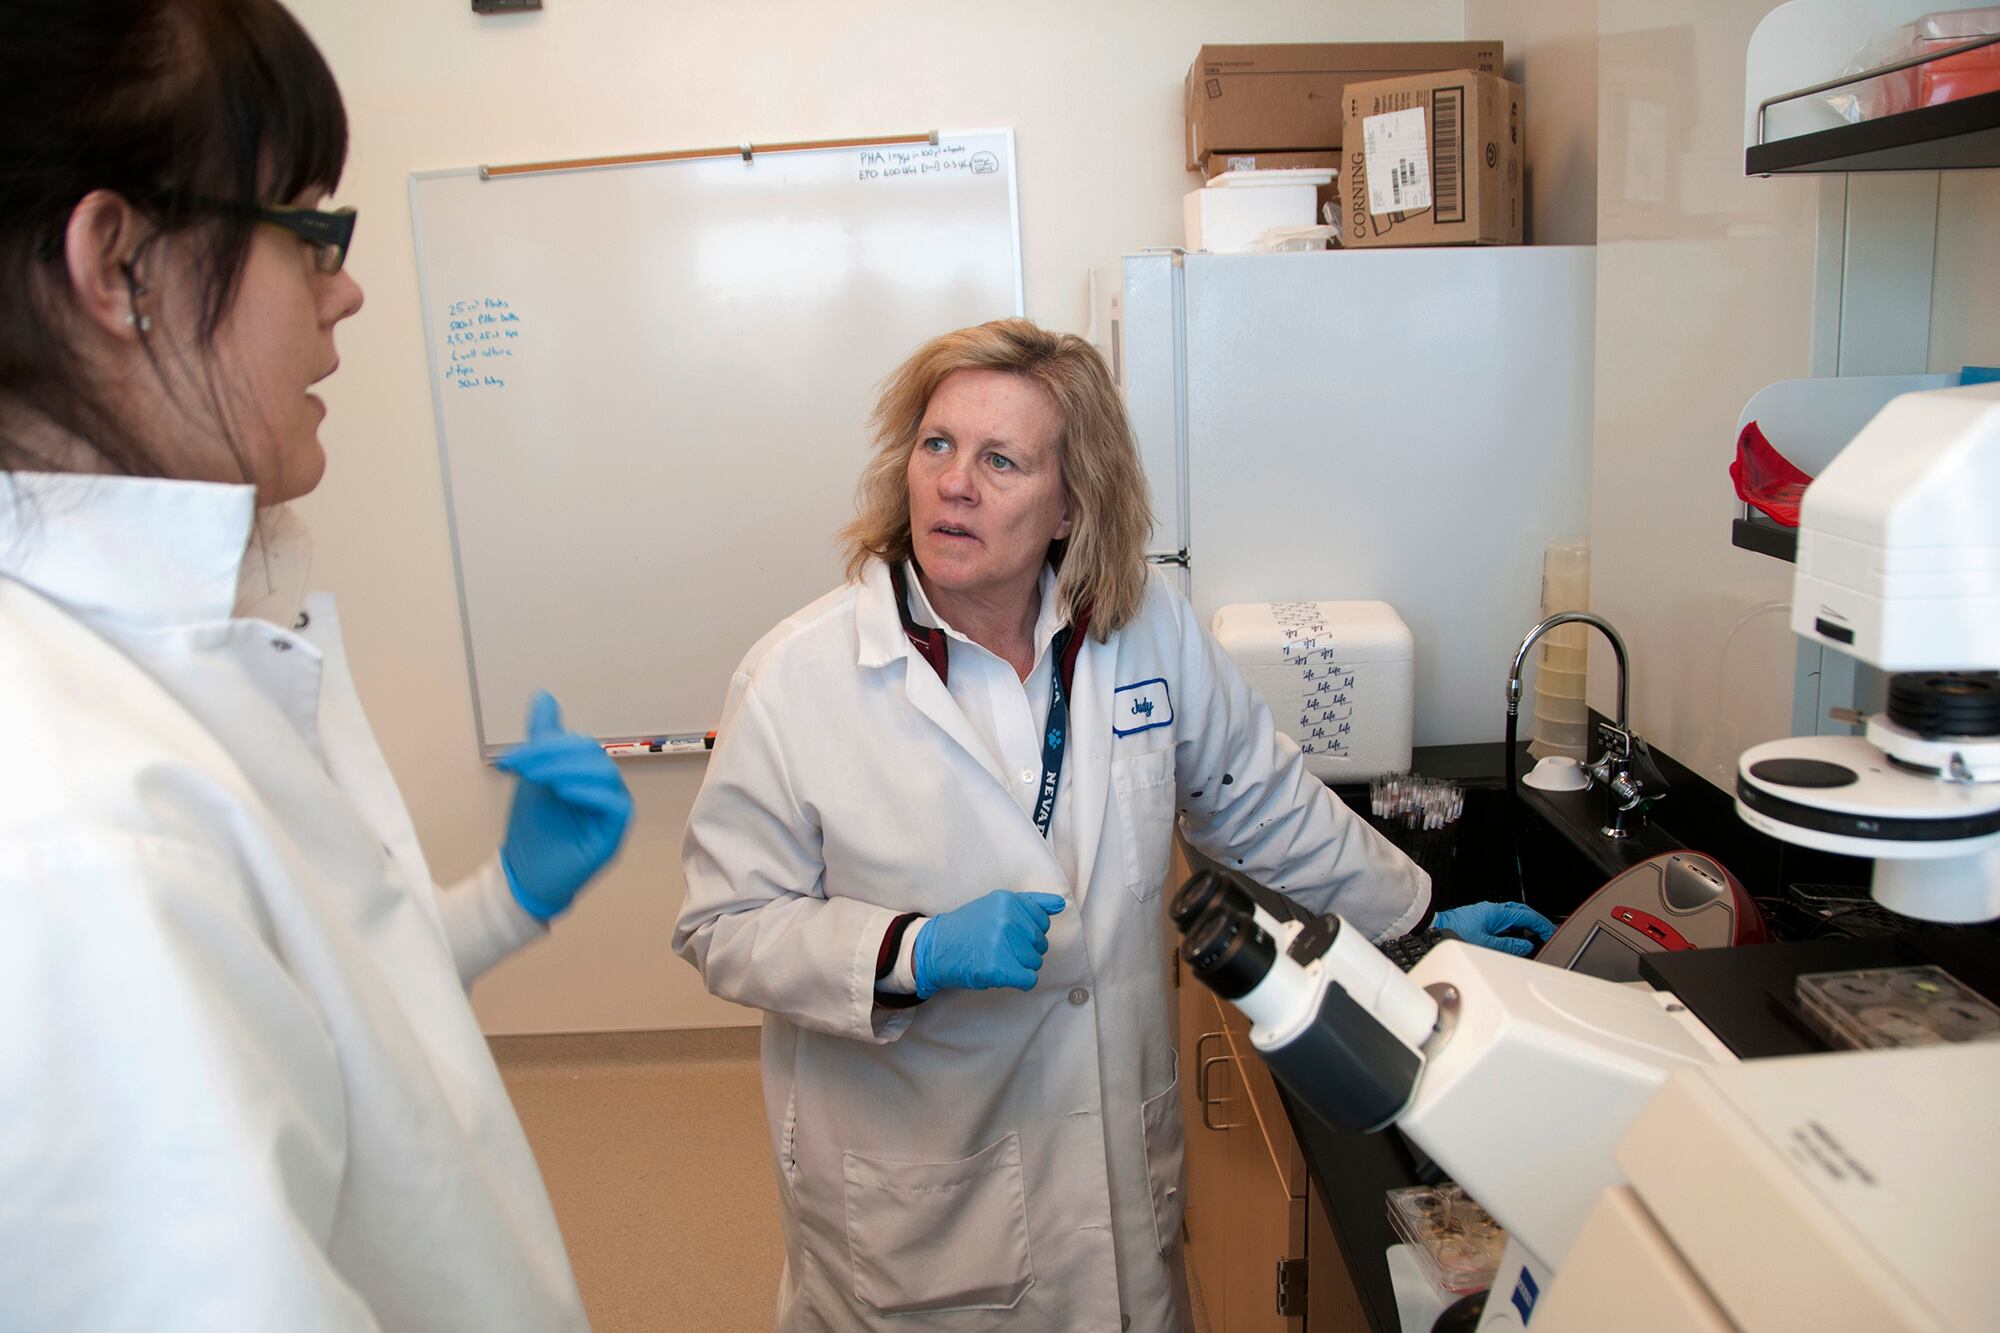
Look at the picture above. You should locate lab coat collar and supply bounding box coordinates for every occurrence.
[0,472,310,628]
[853,558,1030,796]
[854,560,909,670]
[897,560,1067,673]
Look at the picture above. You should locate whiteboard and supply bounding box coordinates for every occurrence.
[410,132,1022,754]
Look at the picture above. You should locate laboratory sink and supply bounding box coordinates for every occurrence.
[1340,774,1614,925]
[1179,745,1621,931]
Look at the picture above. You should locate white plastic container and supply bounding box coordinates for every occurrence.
[1184,180,1321,254]
[1211,600,1415,782]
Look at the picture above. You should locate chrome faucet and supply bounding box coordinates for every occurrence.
[1506,612,1667,839]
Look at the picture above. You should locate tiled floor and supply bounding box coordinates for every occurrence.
[496,1028,1211,1332]
[496,1028,783,1332]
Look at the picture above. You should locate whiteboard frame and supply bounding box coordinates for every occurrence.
[408,129,1023,761]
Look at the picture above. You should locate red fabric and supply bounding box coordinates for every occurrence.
[1730,420,1814,527]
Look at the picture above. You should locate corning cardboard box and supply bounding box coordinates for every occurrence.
[1340,69,1523,247]
[1185,41,1503,171]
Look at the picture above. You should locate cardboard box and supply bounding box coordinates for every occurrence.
[1185,41,1503,170]
[1203,150,1341,223]
[1340,70,1523,248]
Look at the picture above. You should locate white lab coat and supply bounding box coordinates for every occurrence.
[677,558,1429,1332]
[0,475,587,1331]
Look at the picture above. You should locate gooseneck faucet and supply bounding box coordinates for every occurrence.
[1506,612,1666,839]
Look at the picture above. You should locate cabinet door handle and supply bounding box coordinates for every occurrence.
[1192,1030,1227,1119]
[1194,1029,1225,1084]
[1199,1052,1244,1131]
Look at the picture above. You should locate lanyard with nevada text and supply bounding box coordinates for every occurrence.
[891,562,1090,839]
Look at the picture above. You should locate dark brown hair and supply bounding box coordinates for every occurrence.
[0,0,348,477]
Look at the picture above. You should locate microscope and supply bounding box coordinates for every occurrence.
[1735,382,2000,923]
[1173,384,2000,1328]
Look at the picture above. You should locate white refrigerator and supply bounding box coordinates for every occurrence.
[1094,248,1596,747]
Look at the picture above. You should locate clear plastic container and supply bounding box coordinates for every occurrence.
[1535,666,1587,700]
[1387,1184,1506,1296]
[1531,713,1589,752]
[1797,965,2000,1049]
[1539,641,1588,673]
[1823,8,2000,123]
[1529,537,1590,763]
[1534,694,1589,726]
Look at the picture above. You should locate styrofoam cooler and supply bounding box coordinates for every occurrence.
[1211,600,1415,782]
[1183,178,1321,254]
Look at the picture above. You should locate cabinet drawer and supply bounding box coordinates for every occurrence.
[1222,1010,1308,1200]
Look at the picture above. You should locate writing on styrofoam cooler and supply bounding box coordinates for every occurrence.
[1273,600,1359,757]
[858,142,1001,182]
[444,297,520,390]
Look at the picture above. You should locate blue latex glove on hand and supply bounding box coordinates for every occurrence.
[913,890,1068,999]
[497,691,634,921]
[1433,901,1557,957]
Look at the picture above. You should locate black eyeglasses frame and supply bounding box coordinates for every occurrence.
[244,203,357,275]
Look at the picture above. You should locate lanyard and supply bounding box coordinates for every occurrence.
[1031,625,1075,839]
[891,562,1086,841]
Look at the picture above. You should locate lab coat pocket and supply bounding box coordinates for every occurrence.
[1113,748,1175,902]
[842,1132,1035,1315]
[1140,1051,1186,1255]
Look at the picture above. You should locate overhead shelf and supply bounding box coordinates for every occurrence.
[1731,514,1799,562]
[1743,6,2000,176]
[1730,373,1957,563]
[1747,86,2000,174]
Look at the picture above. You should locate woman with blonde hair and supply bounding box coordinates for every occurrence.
[676,317,1544,1331]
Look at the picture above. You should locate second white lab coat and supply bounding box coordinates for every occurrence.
[0,475,586,1331]
[677,559,1429,1332]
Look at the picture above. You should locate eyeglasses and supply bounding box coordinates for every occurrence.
[37,197,359,272]
[148,194,358,274]
[249,203,357,275]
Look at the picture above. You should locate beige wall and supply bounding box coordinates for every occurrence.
[1465,0,1599,244]
[1590,1,2000,791]
[285,0,1465,1034]
[1590,0,1817,791]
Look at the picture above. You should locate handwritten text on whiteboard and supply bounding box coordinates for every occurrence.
[445,297,520,390]
[857,142,1001,182]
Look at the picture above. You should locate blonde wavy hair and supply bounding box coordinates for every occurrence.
[840,318,1153,639]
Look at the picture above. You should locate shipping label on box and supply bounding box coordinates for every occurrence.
[1340,70,1523,248]
[1184,41,1502,171]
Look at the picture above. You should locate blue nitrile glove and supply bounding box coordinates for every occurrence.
[496,691,634,921]
[1433,901,1557,957]
[912,890,1068,1000]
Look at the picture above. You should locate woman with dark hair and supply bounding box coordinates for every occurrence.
[676,319,1549,1331]
[0,3,627,1326]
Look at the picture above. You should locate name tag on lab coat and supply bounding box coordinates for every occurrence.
[1113,678,1173,736]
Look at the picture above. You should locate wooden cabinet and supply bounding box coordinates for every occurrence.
[1168,842,1371,1333]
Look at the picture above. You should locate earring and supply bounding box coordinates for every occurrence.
[119,261,150,330]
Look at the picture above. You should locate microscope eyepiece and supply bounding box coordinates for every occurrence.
[1181,900,1276,999]
[1171,868,1255,932]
